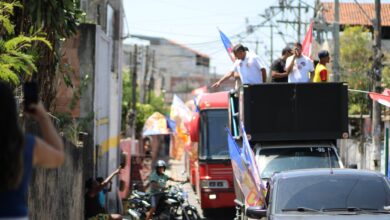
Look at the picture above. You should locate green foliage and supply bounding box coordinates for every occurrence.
[340,26,373,115]
[0,1,52,85]
[121,69,168,136]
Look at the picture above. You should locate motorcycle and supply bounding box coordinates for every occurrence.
[127,182,200,220]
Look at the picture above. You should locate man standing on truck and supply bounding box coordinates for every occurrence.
[211,43,266,88]
[271,46,292,82]
[313,50,330,82]
[285,42,314,83]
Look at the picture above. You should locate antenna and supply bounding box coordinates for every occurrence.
[327,147,333,174]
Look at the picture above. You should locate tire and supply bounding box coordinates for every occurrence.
[183,206,201,220]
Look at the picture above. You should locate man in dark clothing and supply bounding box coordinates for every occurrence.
[271,46,292,82]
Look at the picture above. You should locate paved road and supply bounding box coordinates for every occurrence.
[168,159,236,220]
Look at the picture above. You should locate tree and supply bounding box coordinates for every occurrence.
[0,1,51,86]
[121,69,168,136]
[11,0,83,109]
[340,26,373,115]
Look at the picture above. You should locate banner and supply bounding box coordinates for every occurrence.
[170,95,192,160]
[241,123,267,200]
[226,128,265,207]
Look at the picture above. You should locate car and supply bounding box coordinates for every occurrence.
[246,169,390,219]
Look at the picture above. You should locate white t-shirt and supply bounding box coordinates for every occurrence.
[232,52,265,84]
[286,55,314,83]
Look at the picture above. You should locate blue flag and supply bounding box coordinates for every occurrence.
[226,127,265,207]
[218,29,235,62]
[241,122,266,195]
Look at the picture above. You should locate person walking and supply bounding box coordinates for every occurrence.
[313,50,330,83]
[285,42,314,83]
[212,43,266,88]
[271,46,292,82]
[0,81,65,219]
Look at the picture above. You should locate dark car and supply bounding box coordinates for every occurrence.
[247,169,390,220]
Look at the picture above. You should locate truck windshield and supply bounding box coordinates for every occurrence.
[199,109,229,160]
[257,147,340,179]
[275,175,390,213]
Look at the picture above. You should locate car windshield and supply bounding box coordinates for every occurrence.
[199,109,229,160]
[258,147,340,179]
[275,174,390,213]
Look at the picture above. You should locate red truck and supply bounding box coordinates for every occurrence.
[186,91,236,214]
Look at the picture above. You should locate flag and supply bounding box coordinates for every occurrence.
[226,127,266,207]
[302,21,313,59]
[241,123,267,198]
[218,29,235,62]
[369,90,390,108]
[170,95,192,159]
[191,86,208,96]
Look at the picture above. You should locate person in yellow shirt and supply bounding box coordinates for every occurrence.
[313,50,330,82]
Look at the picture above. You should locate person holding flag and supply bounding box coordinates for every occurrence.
[212,43,267,88]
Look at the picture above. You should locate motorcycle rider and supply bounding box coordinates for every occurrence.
[145,160,184,220]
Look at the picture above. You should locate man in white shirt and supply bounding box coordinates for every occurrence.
[212,44,266,88]
[285,42,314,83]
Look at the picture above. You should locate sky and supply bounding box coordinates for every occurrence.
[123,0,384,75]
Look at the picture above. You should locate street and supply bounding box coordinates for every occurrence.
[168,159,236,220]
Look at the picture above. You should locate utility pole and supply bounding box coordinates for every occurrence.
[147,50,156,104]
[298,1,301,42]
[141,46,150,104]
[130,45,138,151]
[270,25,274,65]
[332,0,340,82]
[372,0,382,171]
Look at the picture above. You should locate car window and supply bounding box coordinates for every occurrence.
[275,174,390,213]
[257,147,340,179]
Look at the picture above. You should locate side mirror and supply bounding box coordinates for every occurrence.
[132,183,138,191]
[348,164,358,169]
[189,113,200,142]
[246,206,267,218]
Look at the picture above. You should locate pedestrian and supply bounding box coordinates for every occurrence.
[285,42,314,83]
[0,81,65,219]
[271,46,293,82]
[145,160,185,220]
[313,50,330,82]
[96,177,112,212]
[211,43,266,88]
[85,168,122,220]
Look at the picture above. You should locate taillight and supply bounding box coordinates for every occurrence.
[200,180,229,189]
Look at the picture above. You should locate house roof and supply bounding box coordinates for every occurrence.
[321,2,390,27]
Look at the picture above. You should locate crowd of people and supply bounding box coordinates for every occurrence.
[212,42,330,88]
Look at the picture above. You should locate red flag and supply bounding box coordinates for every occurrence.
[369,91,390,108]
[302,21,313,59]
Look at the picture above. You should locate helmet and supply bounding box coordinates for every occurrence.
[155,160,166,170]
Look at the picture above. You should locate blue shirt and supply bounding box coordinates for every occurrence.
[0,135,35,217]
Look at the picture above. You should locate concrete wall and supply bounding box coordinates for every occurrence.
[28,138,84,220]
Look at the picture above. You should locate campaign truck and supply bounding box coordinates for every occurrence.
[228,83,349,220]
